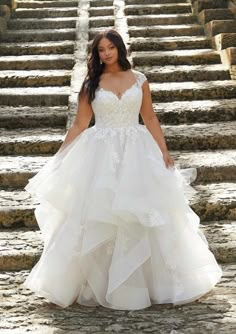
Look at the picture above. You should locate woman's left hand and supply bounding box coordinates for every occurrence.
[162,151,175,169]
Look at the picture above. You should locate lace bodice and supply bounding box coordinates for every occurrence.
[91,70,147,128]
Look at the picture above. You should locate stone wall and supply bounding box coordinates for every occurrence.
[189,0,236,77]
[0,0,16,37]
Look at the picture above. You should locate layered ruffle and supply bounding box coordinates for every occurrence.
[23,124,222,310]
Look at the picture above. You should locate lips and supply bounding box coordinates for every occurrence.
[105,57,112,60]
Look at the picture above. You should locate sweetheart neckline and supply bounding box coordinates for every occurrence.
[98,81,140,101]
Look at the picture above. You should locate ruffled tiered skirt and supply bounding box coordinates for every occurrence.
[23,124,222,310]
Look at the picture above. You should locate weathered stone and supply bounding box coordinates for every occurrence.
[0,150,236,189]
[221,47,236,68]
[0,69,72,87]
[0,41,75,56]
[132,50,221,66]
[8,17,77,30]
[0,86,70,106]
[0,222,235,271]
[160,121,236,150]
[11,7,78,18]
[130,36,211,51]
[192,0,227,15]
[205,20,236,37]
[198,8,235,25]
[0,182,236,228]
[127,14,196,26]
[125,4,191,16]
[149,80,236,102]
[213,33,236,51]
[0,265,235,333]
[89,6,114,17]
[16,1,79,8]
[0,106,67,128]
[135,64,230,82]
[0,127,64,155]
[129,24,204,38]
[152,98,236,124]
[1,28,76,43]
[89,16,114,28]
[0,54,75,70]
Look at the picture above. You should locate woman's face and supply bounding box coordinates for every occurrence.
[97,37,119,65]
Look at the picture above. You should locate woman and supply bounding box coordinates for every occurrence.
[23,29,222,310]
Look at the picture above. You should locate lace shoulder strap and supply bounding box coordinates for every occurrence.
[133,70,147,87]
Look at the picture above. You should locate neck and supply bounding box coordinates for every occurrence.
[103,63,123,73]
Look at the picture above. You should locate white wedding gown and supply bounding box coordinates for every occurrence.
[23,70,222,310]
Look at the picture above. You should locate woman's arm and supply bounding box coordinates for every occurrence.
[58,91,93,153]
[140,80,174,168]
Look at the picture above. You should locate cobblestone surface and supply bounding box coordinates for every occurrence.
[0,264,235,333]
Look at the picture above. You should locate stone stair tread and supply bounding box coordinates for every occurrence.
[161,121,236,137]
[149,80,236,91]
[16,0,79,8]
[8,16,77,23]
[0,128,65,143]
[3,28,76,35]
[129,23,202,29]
[0,222,235,270]
[136,64,229,76]
[0,86,71,96]
[131,36,210,43]
[0,263,235,333]
[0,54,74,61]
[0,150,235,175]
[0,69,72,78]
[0,182,235,217]
[132,49,218,57]
[0,40,74,47]
[125,3,191,9]
[154,98,236,110]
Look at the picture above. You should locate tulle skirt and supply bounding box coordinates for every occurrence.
[23,124,223,310]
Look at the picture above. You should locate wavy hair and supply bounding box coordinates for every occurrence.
[79,29,131,103]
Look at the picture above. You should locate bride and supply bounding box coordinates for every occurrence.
[23,29,222,310]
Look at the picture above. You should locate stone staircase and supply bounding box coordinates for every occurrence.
[0,0,236,333]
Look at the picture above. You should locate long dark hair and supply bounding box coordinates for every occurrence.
[79,29,131,103]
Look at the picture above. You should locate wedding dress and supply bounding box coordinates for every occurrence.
[23,69,222,310]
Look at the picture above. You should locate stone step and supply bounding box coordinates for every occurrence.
[0,222,235,270]
[11,7,78,18]
[0,41,75,56]
[0,70,72,87]
[89,16,114,28]
[89,6,114,17]
[130,36,211,51]
[198,8,235,25]
[7,17,77,30]
[89,0,113,7]
[0,150,236,190]
[152,99,236,124]
[126,0,189,4]
[0,106,67,129]
[127,14,196,26]
[0,86,70,106]
[135,64,230,82]
[1,29,76,43]
[0,183,235,227]
[160,122,236,150]
[129,24,204,38]
[89,26,114,40]
[148,80,236,102]
[0,264,235,333]
[0,128,64,156]
[0,54,75,70]
[125,4,191,15]
[132,50,221,66]
[1,122,236,157]
[16,0,79,8]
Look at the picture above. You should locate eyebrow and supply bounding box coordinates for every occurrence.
[98,43,114,49]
